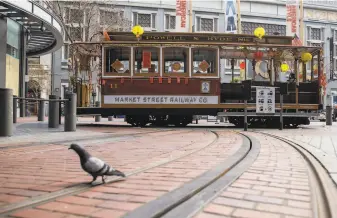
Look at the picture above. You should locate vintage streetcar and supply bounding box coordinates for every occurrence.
[76,31,323,128]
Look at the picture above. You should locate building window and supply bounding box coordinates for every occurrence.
[165,14,176,30]
[310,28,321,40]
[69,27,82,41]
[134,47,160,74]
[104,47,131,76]
[133,12,156,29]
[6,44,19,58]
[192,48,217,74]
[100,10,124,26]
[196,17,218,32]
[163,47,188,75]
[242,22,286,35]
[307,27,324,46]
[69,8,84,24]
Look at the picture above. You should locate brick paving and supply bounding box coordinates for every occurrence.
[0,129,216,208]
[7,131,242,218]
[193,132,314,218]
[262,123,337,185]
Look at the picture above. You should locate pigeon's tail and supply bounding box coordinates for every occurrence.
[106,168,126,177]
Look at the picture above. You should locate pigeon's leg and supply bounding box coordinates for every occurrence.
[101,176,106,184]
[90,176,97,184]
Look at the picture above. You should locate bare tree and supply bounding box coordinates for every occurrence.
[28,64,51,98]
[42,0,132,105]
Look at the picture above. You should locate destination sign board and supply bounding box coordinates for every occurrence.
[106,33,293,45]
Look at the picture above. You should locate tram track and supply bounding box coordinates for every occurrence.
[0,128,178,151]
[3,130,334,218]
[122,132,258,218]
[121,131,337,218]
[255,131,337,218]
[0,130,220,216]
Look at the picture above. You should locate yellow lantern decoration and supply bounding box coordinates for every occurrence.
[254,27,265,39]
[132,25,144,38]
[301,52,312,63]
[280,63,289,72]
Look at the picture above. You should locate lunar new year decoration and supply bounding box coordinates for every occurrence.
[281,63,289,72]
[132,25,144,39]
[254,51,263,61]
[239,61,245,69]
[301,52,312,63]
[254,27,265,39]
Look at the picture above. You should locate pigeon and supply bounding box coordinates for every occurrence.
[69,143,125,184]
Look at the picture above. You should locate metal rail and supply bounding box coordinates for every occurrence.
[0,130,220,216]
[256,132,337,218]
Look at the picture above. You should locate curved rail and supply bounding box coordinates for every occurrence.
[0,130,220,216]
[256,131,337,218]
[123,132,259,218]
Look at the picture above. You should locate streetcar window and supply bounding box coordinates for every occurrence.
[134,47,160,74]
[163,47,188,75]
[105,47,130,75]
[192,48,217,74]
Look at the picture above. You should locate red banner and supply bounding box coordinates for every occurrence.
[142,51,152,68]
[176,0,187,28]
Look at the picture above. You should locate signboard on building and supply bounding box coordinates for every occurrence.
[104,95,219,104]
[225,0,238,34]
[286,0,299,37]
[256,87,275,114]
[176,0,188,32]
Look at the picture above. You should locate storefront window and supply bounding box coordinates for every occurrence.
[163,47,188,75]
[6,19,20,59]
[105,47,130,75]
[192,48,217,75]
[134,47,160,74]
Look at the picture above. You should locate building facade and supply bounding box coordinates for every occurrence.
[0,0,63,116]
[57,0,337,106]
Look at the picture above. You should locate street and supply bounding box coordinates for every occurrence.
[0,118,336,218]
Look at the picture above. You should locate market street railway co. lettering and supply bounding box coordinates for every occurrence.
[111,96,211,104]
[142,35,255,43]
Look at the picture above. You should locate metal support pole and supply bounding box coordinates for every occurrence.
[59,97,62,124]
[244,100,248,131]
[108,116,113,121]
[38,100,45,121]
[0,88,13,137]
[95,101,101,122]
[280,94,284,130]
[326,106,332,126]
[13,96,17,123]
[48,95,59,128]
[64,93,77,132]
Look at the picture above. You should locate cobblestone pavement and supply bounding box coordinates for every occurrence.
[194,132,314,218]
[259,122,337,185]
[0,129,222,208]
[5,131,242,218]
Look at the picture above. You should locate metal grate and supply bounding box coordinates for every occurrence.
[138,13,151,27]
[242,22,286,35]
[201,18,213,32]
[311,28,321,40]
[170,16,176,29]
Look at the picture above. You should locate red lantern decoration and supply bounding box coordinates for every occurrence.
[239,61,245,69]
[253,51,263,61]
